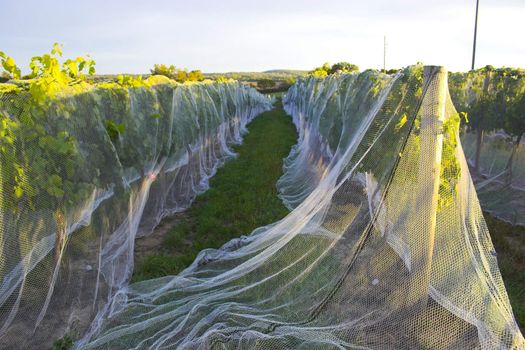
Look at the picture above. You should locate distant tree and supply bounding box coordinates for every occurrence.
[309,62,331,77]
[188,70,204,82]
[386,68,400,74]
[285,76,296,86]
[257,78,275,90]
[309,62,359,77]
[150,65,204,83]
[321,63,331,73]
[329,62,359,74]
[214,75,230,83]
[150,64,176,79]
[230,73,242,80]
[175,69,188,83]
[310,69,328,78]
[0,72,10,83]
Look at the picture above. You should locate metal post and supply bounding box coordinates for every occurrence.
[471,0,480,70]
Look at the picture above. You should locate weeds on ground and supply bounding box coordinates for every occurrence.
[52,334,73,350]
[484,213,525,331]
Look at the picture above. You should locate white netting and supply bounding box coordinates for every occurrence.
[449,68,525,226]
[0,79,272,349]
[68,66,522,349]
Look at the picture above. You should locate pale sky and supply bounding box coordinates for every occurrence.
[1,0,523,74]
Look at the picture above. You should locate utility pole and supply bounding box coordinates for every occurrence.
[383,36,387,73]
[471,0,480,70]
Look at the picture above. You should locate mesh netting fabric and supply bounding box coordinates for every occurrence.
[449,69,525,226]
[70,67,523,349]
[0,80,272,349]
[461,131,525,225]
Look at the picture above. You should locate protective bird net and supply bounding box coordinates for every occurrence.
[449,69,525,226]
[75,66,523,349]
[0,79,272,349]
[461,131,525,226]
[0,66,523,349]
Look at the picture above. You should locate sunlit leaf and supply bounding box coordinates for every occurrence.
[395,114,408,131]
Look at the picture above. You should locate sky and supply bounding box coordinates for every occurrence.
[1,0,524,74]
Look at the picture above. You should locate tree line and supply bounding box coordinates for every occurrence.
[149,64,204,82]
[308,62,359,77]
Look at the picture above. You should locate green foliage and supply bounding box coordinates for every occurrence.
[0,44,97,210]
[52,334,74,350]
[506,96,525,134]
[310,70,327,78]
[385,68,400,74]
[0,51,21,79]
[468,72,497,133]
[329,62,359,75]
[309,63,331,77]
[502,78,525,141]
[214,75,230,83]
[133,254,191,281]
[342,65,460,210]
[284,76,296,86]
[117,74,147,88]
[105,119,125,142]
[149,64,205,83]
[449,66,525,136]
[449,66,525,175]
[26,43,95,105]
[62,56,96,80]
[257,78,275,89]
[0,44,100,260]
[187,70,204,82]
[0,73,11,83]
[394,114,408,131]
[150,64,177,79]
[354,65,423,183]
[175,69,188,82]
[438,112,467,210]
[309,62,359,77]
[0,103,92,213]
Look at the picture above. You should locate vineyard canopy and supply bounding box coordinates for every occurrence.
[0,66,523,349]
[0,77,272,349]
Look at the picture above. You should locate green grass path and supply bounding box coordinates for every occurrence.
[133,100,297,281]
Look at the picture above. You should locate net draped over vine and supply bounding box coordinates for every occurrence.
[0,79,272,349]
[449,68,525,226]
[73,66,523,349]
